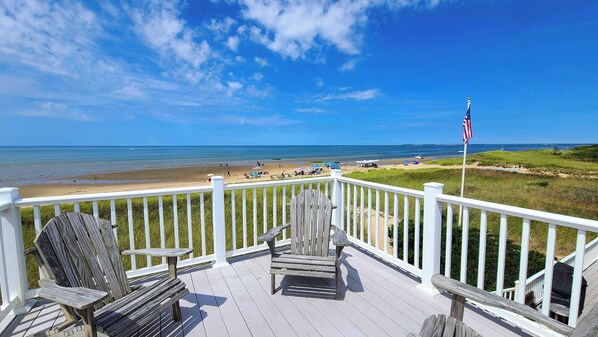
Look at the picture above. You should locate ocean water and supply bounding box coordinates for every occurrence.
[0,144,577,187]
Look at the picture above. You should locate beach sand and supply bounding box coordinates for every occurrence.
[18,159,446,198]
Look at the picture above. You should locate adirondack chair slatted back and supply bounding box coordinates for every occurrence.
[34,213,131,308]
[289,189,333,256]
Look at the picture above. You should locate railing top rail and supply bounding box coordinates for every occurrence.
[337,177,425,198]
[0,202,10,212]
[15,185,214,207]
[437,194,598,232]
[225,176,333,190]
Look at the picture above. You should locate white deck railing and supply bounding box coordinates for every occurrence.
[1,169,597,336]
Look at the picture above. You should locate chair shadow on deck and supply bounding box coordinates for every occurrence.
[276,250,364,300]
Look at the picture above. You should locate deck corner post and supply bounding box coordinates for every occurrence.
[211,177,229,268]
[330,169,343,229]
[419,182,444,295]
[0,187,33,315]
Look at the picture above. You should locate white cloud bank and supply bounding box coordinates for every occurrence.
[239,0,444,59]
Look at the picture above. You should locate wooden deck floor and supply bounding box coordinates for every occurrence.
[2,246,532,337]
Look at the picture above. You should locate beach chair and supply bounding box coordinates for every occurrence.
[27,212,192,337]
[258,189,350,299]
[412,274,597,337]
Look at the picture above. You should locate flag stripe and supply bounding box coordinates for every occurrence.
[462,100,473,143]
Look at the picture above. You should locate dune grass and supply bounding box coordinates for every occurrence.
[430,145,598,176]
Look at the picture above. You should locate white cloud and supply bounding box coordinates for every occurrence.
[20,101,95,121]
[315,78,324,87]
[239,0,444,59]
[235,55,246,63]
[206,16,237,35]
[223,114,300,127]
[130,1,211,83]
[255,57,269,67]
[226,81,243,96]
[319,88,381,101]
[252,72,264,81]
[295,107,326,114]
[340,59,359,72]
[226,36,240,51]
[0,0,99,76]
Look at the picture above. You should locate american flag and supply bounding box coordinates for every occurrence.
[462,98,473,144]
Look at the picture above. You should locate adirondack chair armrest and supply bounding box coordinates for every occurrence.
[38,279,108,310]
[258,224,290,242]
[331,225,350,246]
[431,274,574,336]
[121,248,193,258]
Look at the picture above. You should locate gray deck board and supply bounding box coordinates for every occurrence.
[580,260,598,321]
[3,246,535,337]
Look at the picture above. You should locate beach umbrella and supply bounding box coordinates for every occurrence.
[403,160,410,165]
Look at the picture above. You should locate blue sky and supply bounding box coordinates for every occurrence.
[0,0,596,146]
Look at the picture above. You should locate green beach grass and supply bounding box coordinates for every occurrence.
[19,146,598,291]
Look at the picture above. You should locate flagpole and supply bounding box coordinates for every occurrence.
[457,97,471,228]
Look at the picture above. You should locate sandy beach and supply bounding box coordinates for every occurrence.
[18,159,446,198]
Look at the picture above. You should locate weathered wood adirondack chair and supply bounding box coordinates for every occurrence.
[27,212,192,337]
[258,189,350,299]
[414,274,598,337]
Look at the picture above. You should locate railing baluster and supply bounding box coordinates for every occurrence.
[346,183,351,234]
[231,190,236,251]
[367,188,372,246]
[110,200,117,240]
[186,193,193,258]
[516,218,530,302]
[340,183,345,231]
[477,210,488,289]
[445,204,453,277]
[360,186,364,242]
[325,181,328,197]
[403,195,409,263]
[253,188,257,246]
[54,204,60,216]
[393,193,398,258]
[460,207,470,283]
[496,213,508,296]
[353,185,357,238]
[282,186,287,240]
[263,187,267,234]
[200,193,206,256]
[541,223,557,315]
[173,194,179,250]
[33,205,42,234]
[127,198,136,270]
[143,197,151,267]
[92,201,99,218]
[317,182,321,192]
[273,187,277,238]
[242,189,247,248]
[74,202,80,213]
[569,229,587,326]
[159,195,166,264]
[415,197,421,268]
[375,190,380,250]
[384,191,389,254]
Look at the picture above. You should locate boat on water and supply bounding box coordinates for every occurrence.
[415,155,423,159]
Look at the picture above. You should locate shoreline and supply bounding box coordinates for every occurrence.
[17,158,443,198]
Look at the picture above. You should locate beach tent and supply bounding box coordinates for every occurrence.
[329,163,341,170]
[403,160,410,166]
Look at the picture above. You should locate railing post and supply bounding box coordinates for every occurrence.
[0,188,32,315]
[418,182,444,295]
[330,169,343,228]
[211,177,229,268]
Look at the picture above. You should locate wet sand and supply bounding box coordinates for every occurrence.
[18,159,448,198]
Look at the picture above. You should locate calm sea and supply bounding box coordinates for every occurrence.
[0,144,577,187]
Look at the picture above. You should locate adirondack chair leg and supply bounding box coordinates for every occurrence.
[335,260,340,300]
[82,307,97,337]
[450,294,466,321]
[271,274,276,294]
[166,256,183,321]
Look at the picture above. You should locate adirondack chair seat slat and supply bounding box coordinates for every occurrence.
[30,212,192,337]
[259,189,350,299]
